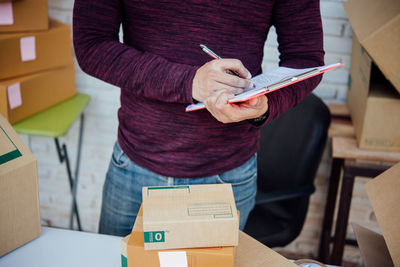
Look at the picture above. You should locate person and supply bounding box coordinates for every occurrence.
[73,0,324,236]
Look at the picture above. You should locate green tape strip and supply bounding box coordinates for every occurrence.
[147,185,189,191]
[121,255,127,267]
[146,185,190,195]
[0,126,22,165]
[0,149,22,165]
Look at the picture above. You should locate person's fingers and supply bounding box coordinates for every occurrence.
[214,90,231,110]
[213,83,244,95]
[214,71,253,89]
[192,58,252,102]
[215,59,252,79]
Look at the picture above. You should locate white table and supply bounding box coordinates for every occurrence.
[0,227,338,267]
[0,227,121,267]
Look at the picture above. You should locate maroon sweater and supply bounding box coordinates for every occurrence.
[73,0,324,178]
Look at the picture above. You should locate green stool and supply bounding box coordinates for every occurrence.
[13,93,90,231]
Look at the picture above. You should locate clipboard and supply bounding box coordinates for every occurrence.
[186,62,344,112]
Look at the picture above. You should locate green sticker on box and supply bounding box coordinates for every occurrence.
[144,231,165,243]
[0,126,22,165]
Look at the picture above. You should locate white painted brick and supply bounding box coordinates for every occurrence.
[320,1,348,19]
[336,84,349,101]
[324,35,352,54]
[48,9,72,25]
[265,27,278,47]
[344,22,353,38]
[322,17,346,37]
[322,67,349,84]
[263,45,280,63]
[47,0,74,11]
[313,83,338,100]
[325,52,351,69]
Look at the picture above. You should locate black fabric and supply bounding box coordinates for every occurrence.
[244,93,331,247]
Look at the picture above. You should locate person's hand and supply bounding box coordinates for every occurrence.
[204,90,268,123]
[192,59,254,102]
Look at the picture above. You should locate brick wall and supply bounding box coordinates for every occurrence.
[20,0,379,265]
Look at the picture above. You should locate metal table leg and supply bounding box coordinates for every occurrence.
[54,113,85,231]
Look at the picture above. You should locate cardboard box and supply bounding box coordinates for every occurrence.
[142,184,239,250]
[346,36,400,151]
[123,206,235,267]
[0,65,76,124]
[0,19,73,80]
[344,0,400,93]
[0,113,41,256]
[352,162,400,267]
[121,208,296,267]
[0,0,48,33]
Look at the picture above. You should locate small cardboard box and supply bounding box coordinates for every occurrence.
[122,206,235,267]
[0,0,48,33]
[346,35,400,151]
[121,208,296,267]
[352,162,400,267]
[344,0,400,93]
[0,64,76,124]
[142,184,239,250]
[0,19,73,80]
[0,113,41,256]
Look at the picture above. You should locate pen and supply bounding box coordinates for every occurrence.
[199,44,242,77]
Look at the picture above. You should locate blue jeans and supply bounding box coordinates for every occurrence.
[98,142,257,236]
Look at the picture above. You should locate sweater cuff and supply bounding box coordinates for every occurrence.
[182,66,199,104]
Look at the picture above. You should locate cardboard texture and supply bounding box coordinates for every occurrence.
[121,207,296,267]
[352,223,394,267]
[126,206,235,267]
[0,0,48,33]
[346,35,400,151]
[0,20,73,80]
[0,65,76,124]
[142,184,239,250]
[0,113,41,257]
[343,0,400,93]
[364,162,400,266]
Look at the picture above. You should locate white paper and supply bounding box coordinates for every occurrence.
[7,82,22,109]
[0,2,13,25]
[158,251,188,267]
[20,36,37,62]
[186,63,342,111]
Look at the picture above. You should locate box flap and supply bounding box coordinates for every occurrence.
[352,223,394,267]
[343,0,400,42]
[235,231,297,267]
[365,162,400,266]
[344,0,400,93]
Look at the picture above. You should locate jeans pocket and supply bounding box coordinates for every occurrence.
[215,155,257,186]
[111,142,130,169]
[216,172,257,186]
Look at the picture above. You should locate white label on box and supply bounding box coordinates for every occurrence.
[158,251,188,267]
[7,82,22,109]
[20,36,37,62]
[0,2,13,25]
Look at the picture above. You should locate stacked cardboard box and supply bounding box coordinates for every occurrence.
[121,205,297,267]
[344,0,400,151]
[0,113,41,256]
[0,1,76,124]
[120,184,298,267]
